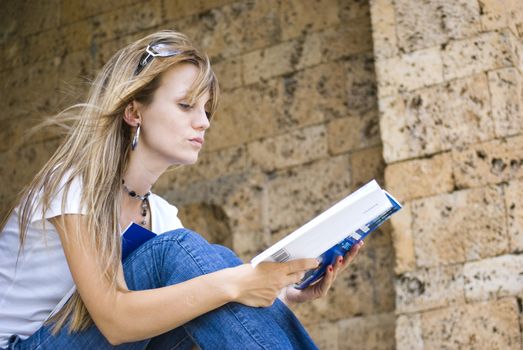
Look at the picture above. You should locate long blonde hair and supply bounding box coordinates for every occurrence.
[5,30,219,333]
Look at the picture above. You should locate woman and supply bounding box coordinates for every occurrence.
[0,30,362,349]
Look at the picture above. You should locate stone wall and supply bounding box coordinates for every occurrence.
[0,0,392,348]
[371,0,523,348]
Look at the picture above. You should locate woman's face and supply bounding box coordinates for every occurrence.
[136,63,211,166]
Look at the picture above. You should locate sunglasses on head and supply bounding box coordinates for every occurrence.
[134,43,181,75]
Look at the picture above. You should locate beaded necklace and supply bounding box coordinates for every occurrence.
[121,179,151,226]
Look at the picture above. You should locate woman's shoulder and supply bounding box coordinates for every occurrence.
[149,193,179,214]
[149,193,183,231]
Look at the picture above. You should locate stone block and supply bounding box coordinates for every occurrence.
[212,57,242,91]
[375,47,444,99]
[177,203,233,248]
[395,264,464,313]
[0,138,62,208]
[2,37,24,71]
[506,178,523,252]
[463,254,523,302]
[0,115,61,154]
[279,0,340,41]
[204,80,280,151]
[292,244,395,323]
[385,152,454,202]
[344,53,379,119]
[395,313,423,350]
[394,0,481,53]
[389,202,416,274]
[488,68,523,138]
[349,146,385,191]
[247,125,328,172]
[163,172,266,235]
[339,0,370,22]
[337,313,395,350]
[232,229,270,262]
[275,62,347,130]
[155,145,249,190]
[8,0,60,37]
[266,155,350,233]
[1,60,59,118]
[242,22,373,86]
[327,115,380,155]
[369,0,399,60]
[380,74,494,163]
[90,0,162,43]
[421,298,521,349]
[442,30,517,81]
[174,0,281,60]
[452,135,523,189]
[163,0,237,21]
[411,186,508,267]
[479,0,510,31]
[60,0,138,24]
[303,321,338,350]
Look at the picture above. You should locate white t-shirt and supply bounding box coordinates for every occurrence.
[0,176,184,348]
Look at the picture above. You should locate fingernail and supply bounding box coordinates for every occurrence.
[338,257,343,264]
[328,266,333,272]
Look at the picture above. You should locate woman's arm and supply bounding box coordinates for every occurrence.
[50,214,318,345]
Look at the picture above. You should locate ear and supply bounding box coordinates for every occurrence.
[123,101,142,127]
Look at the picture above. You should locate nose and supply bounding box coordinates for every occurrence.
[192,108,210,131]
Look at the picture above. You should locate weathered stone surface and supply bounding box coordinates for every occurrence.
[177,203,233,248]
[2,0,60,37]
[292,244,395,323]
[411,186,508,267]
[340,0,370,22]
[385,152,454,202]
[155,145,249,191]
[452,135,523,189]
[380,74,494,163]
[395,264,464,313]
[275,62,347,129]
[266,155,350,233]
[421,298,521,350]
[505,178,523,252]
[212,57,243,91]
[0,138,62,211]
[163,0,237,21]
[369,0,399,60]
[174,0,281,60]
[442,30,517,81]
[395,313,424,350]
[2,37,24,71]
[338,313,395,350]
[242,22,373,85]
[488,68,523,138]
[279,0,339,41]
[375,47,444,99]
[204,80,280,151]
[1,60,59,118]
[0,114,61,154]
[89,0,162,43]
[349,146,385,191]
[394,0,481,53]
[59,0,139,24]
[463,254,523,302]
[304,321,338,350]
[389,202,416,274]
[232,229,270,262]
[344,53,379,119]
[247,125,328,172]
[163,172,266,235]
[327,115,380,155]
[479,0,511,31]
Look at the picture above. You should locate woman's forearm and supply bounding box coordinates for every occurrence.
[105,268,236,345]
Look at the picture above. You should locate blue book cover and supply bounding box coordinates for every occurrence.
[121,223,157,261]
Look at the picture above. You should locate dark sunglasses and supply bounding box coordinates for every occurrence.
[134,43,181,75]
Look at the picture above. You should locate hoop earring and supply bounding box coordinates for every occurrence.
[131,123,141,151]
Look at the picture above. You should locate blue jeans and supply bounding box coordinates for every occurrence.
[4,229,318,350]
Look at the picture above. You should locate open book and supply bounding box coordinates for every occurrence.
[251,180,402,289]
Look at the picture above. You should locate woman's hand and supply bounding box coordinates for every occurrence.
[283,241,364,305]
[225,258,320,307]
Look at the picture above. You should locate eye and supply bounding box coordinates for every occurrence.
[178,103,192,110]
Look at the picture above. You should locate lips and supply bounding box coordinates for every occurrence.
[189,137,204,146]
